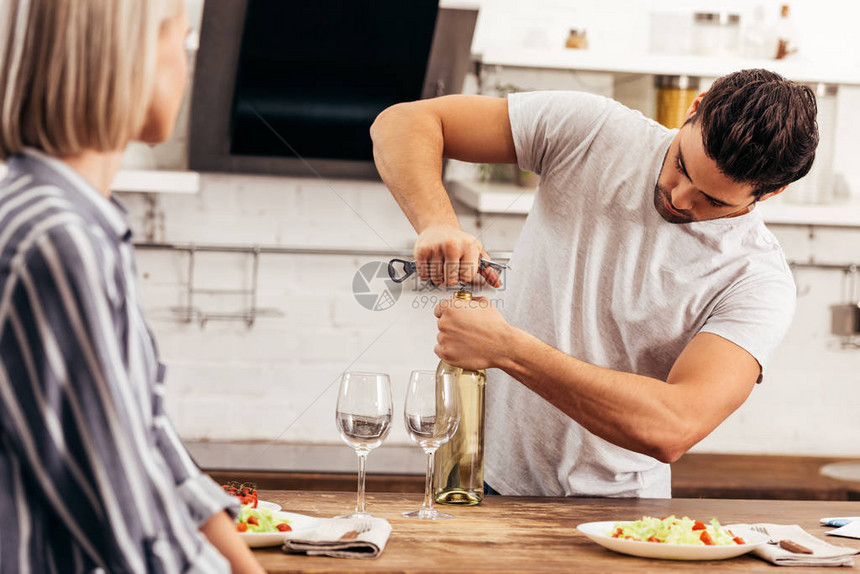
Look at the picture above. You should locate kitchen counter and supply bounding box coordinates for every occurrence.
[251,490,860,572]
[671,454,860,501]
[207,453,860,501]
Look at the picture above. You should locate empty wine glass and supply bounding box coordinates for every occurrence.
[336,372,393,518]
[402,370,460,519]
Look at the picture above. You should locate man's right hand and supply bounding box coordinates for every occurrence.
[371,96,514,289]
[413,225,502,288]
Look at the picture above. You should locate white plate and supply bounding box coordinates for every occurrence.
[239,511,323,548]
[256,500,281,512]
[576,521,769,561]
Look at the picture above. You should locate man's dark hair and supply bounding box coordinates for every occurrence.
[691,69,819,199]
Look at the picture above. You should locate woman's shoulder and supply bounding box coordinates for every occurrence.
[0,171,114,275]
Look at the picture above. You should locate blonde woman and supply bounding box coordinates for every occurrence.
[0,1,265,572]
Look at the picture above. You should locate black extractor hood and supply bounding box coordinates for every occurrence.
[189,0,479,179]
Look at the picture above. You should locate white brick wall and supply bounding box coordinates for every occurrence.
[129,171,860,463]
[131,175,462,455]
[694,238,860,456]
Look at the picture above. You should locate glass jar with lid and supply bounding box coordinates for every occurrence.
[786,83,838,204]
[693,12,741,58]
[655,75,700,130]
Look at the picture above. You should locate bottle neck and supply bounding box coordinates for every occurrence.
[453,290,473,301]
[439,356,486,377]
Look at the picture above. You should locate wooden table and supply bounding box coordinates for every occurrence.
[252,491,860,573]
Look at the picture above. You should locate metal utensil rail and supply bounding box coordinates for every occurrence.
[132,241,513,327]
[132,240,860,333]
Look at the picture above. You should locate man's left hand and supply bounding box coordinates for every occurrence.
[433,296,513,370]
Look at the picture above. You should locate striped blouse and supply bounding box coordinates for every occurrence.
[0,149,238,573]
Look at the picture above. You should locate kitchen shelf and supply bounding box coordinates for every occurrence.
[477,47,860,86]
[447,178,860,227]
[111,170,200,194]
[757,198,860,227]
[448,179,535,214]
[0,163,200,194]
[438,0,480,9]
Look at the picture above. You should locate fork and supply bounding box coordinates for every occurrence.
[339,517,373,541]
[751,525,813,554]
[751,524,778,543]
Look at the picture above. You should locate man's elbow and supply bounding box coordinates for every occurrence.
[643,424,701,464]
[370,102,413,143]
[650,443,687,465]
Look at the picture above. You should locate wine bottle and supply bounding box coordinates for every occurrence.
[433,289,487,505]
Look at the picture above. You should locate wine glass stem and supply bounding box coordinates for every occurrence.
[422,448,437,511]
[355,450,368,515]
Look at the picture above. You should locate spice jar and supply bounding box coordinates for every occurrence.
[565,28,588,50]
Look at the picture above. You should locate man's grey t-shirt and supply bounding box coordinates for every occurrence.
[484,91,796,498]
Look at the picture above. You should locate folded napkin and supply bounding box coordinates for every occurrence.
[282,517,392,559]
[732,523,859,567]
[826,521,860,540]
[821,517,860,528]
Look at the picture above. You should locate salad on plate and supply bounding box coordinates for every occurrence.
[235,505,292,534]
[577,516,766,561]
[611,515,746,546]
[219,480,322,547]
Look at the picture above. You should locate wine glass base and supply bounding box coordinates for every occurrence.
[402,509,454,520]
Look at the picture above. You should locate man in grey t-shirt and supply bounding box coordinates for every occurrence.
[371,69,819,497]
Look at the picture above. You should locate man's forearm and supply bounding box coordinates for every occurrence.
[370,103,460,233]
[498,328,702,463]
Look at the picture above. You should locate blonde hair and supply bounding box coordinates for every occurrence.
[0,0,183,159]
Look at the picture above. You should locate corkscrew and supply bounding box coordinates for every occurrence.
[387,257,509,284]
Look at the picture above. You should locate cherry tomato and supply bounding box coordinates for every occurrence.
[222,482,259,508]
[247,516,259,526]
[276,523,292,532]
[236,522,248,532]
[692,521,706,531]
[699,531,714,545]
